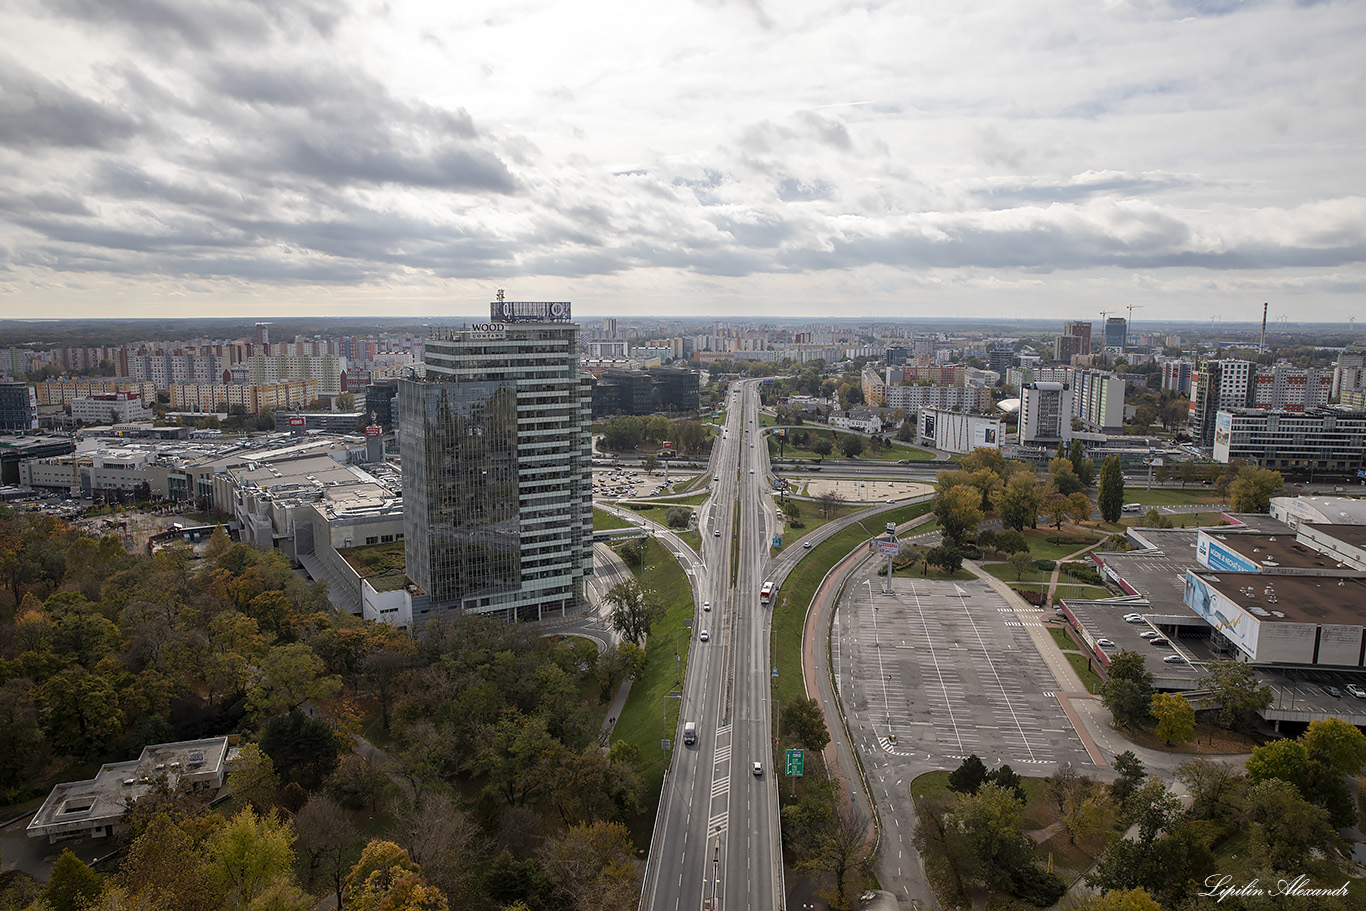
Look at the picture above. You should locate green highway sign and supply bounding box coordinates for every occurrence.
[785,749,804,777]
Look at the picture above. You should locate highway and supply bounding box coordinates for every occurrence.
[643,379,783,911]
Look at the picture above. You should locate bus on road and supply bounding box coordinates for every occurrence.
[760,582,774,604]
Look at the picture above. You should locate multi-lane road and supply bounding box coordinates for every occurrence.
[643,380,783,911]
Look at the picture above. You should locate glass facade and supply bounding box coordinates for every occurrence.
[400,322,593,621]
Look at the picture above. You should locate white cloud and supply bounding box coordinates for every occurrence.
[0,0,1362,319]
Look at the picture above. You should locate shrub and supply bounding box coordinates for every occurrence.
[1033,559,1056,572]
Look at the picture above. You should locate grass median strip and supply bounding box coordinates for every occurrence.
[770,502,931,711]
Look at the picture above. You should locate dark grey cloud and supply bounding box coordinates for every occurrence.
[44,0,346,51]
[0,58,140,149]
[973,172,1191,207]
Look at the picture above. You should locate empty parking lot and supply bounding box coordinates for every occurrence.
[834,574,1094,769]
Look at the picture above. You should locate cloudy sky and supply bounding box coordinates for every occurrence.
[1,0,1363,322]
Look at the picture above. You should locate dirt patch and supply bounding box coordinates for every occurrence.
[799,477,933,503]
[1120,723,1260,755]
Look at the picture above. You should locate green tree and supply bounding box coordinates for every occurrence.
[1007,551,1034,581]
[346,839,449,911]
[932,484,983,546]
[0,678,43,790]
[1227,466,1284,513]
[604,579,662,647]
[1100,651,1153,729]
[1244,778,1344,870]
[1245,738,1311,794]
[948,754,988,794]
[116,812,218,911]
[1175,758,1246,822]
[994,473,1043,531]
[1071,887,1164,911]
[260,710,341,792]
[925,545,963,574]
[781,697,831,753]
[1198,659,1273,732]
[837,434,864,459]
[1301,717,1366,776]
[1109,750,1146,808]
[40,665,123,757]
[1097,455,1124,523]
[1150,692,1195,746]
[229,742,281,812]
[986,764,1027,803]
[811,436,833,457]
[1044,492,1072,535]
[1068,440,1095,487]
[1048,457,1083,496]
[538,820,640,911]
[206,805,298,911]
[247,642,342,718]
[44,849,104,911]
[664,507,689,529]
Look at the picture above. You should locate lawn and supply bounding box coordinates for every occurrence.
[1019,528,1108,561]
[337,540,407,592]
[773,501,863,549]
[1066,653,1103,691]
[1048,626,1076,650]
[1120,511,1229,529]
[610,537,698,848]
[1115,489,1223,507]
[592,508,632,531]
[770,502,933,712]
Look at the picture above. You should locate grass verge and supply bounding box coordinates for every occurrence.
[593,508,632,531]
[611,536,697,848]
[770,502,932,712]
[1066,653,1103,691]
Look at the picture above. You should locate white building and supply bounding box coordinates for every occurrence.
[1019,382,1073,445]
[71,392,153,425]
[918,409,1002,454]
[830,407,883,434]
[1071,369,1126,434]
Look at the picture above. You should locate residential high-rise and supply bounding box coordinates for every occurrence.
[1063,320,1092,353]
[1070,369,1126,434]
[399,301,592,621]
[1333,344,1366,401]
[1251,364,1332,412]
[1191,359,1252,447]
[1018,381,1073,445]
[1054,334,1085,363]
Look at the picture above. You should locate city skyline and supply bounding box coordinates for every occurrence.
[2,1,1363,321]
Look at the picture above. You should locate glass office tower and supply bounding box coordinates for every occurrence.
[400,306,593,621]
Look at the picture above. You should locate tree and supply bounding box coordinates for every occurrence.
[1198,659,1272,732]
[1109,751,1146,808]
[1071,888,1164,911]
[1150,692,1195,746]
[117,812,218,911]
[664,507,689,529]
[837,434,864,459]
[346,840,449,911]
[925,545,963,574]
[1007,551,1034,581]
[0,678,43,790]
[260,710,342,791]
[813,490,845,519]
[1100,651,1153,729]
[1047,457,1083,496]
[642,454,659,473]
[986,764,1026,803]
[1175,758,1245,822]
[810,802,874,910]
[1044,492,1072,536]
[247,642,341,718]
[1227,466,1284,513]
[811,436,833,457]
[296,796,360,908]
[229,742,281,812]
[1302,717,1366,776]
[45,849,104,911]
[994,529,1029,555]
[1244,778,1344,870]
[205,805,298,911]
[1097,455,1124,523]
[995,473,1043,531]
[948,754,988,795]
[1068,440,1095,487]
[1245,738,1312,794]
[932,484,983,546]
[1068,491,1094,526]
[781,697,831,753]
[604,579,662,647]
[538,821,640,911]
[327,753,388,811]
[40,664,123,757]
[395,794,483,907]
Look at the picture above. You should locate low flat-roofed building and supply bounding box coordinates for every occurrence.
[1184,571,1366,666]
[1194,527,1366,576]
[1271,495,1366,530]
[1296,524,1366,572]
[27,737,232,844]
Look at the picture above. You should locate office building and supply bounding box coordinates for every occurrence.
[1191,359,1252,447]
[1019,381,1073,445]
[1213,406,1366,475]
[1104,317,1128,349]
[400,301,592,621]
[70,392,153,425]
[0,382,38,431]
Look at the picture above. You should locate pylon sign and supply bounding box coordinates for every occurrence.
[785,749,804,777]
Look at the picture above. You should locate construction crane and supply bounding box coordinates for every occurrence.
[1125,304,1144,347]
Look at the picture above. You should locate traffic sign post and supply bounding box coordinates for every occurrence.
[785,749,804,796]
